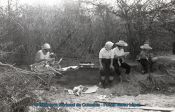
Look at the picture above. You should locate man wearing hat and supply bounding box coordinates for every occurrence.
[99,41,115,88]
[35,43,55,63]
[113,40,131,82]
[137,43,153,74]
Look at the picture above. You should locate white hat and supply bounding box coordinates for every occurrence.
[105,41,114,49]
[42,43,51,49]
[140,44,152,50]
[116,40,128,47]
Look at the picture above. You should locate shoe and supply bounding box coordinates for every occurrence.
[141,70,147,74]
[98,82,102,87]
[99,81,106,88]
[102,82,106,89]
[108,81,113,87]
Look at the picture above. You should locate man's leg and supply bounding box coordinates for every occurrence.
[113,59,121,81]
[120,62,131,82]
[99,69,106,88]
[121,62,131,75]
[108,68,115,86]
[140,59,149,73]
[148,58,154,72]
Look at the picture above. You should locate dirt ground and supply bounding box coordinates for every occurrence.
[28,67,175,112]
[1,57,175,112]
[29,92,175,112]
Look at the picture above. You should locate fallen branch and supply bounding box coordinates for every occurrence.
[0,62,56,88]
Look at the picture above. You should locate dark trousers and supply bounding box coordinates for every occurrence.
[99,59,114,83]
[138,58,153,73]
[113,58,131,76]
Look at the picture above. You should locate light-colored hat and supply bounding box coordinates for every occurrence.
[105,41,114,48]
[115,40,128,47]
[140,44,152,50]
[42,43,51,49]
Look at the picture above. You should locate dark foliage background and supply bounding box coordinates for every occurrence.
[0,0,175,65]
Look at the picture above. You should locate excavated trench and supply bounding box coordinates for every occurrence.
[55,67,175,96]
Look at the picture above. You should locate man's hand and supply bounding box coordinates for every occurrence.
[100,65,103,70]
[110,65,114,70]
[124,52,130,56]
[114,55,124,59]
[50,53,56,58]
[118,61,121,67]
[47,58,55,62]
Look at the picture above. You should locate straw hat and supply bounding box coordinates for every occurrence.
[140,44,152,50]
[115,40,128,47]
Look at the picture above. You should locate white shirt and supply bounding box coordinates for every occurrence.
[113,47,125,57]
[99,48,114,59]
[35,50,51,62]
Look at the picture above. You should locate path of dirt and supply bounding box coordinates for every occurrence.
[30,86,175,112]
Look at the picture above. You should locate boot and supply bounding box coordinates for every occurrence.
[102,81,106,88]
[108,76,114,87]
[108,80,113,87]
[99,80,106,88]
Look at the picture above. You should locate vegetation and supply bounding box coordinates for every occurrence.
[0,0,175,65]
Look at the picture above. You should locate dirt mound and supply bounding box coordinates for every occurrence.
[0,62,44,111]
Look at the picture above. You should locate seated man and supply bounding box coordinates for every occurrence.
[113,40,130,82]
[35,43,55,64]
[99,41,115,88]
[33,43,62,75]
[137,43,153,74]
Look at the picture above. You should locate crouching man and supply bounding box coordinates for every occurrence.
[99,41,115,88]
[35,43,55,65]
[32,43,62,77]
[137,43,154,74]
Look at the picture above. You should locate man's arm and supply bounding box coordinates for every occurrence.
[99,49,103,70]
[35,51,48,63]
[35,51,42,62]
[110,58,114,69]
[110,50,114,69]
[99,58,103,69]
[113,48,124,58]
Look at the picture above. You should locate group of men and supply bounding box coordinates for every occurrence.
[35,42,153,89]
[99,40,153,88]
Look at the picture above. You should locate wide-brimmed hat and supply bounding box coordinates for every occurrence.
[115,40,128,47]
[140,44,152,50]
